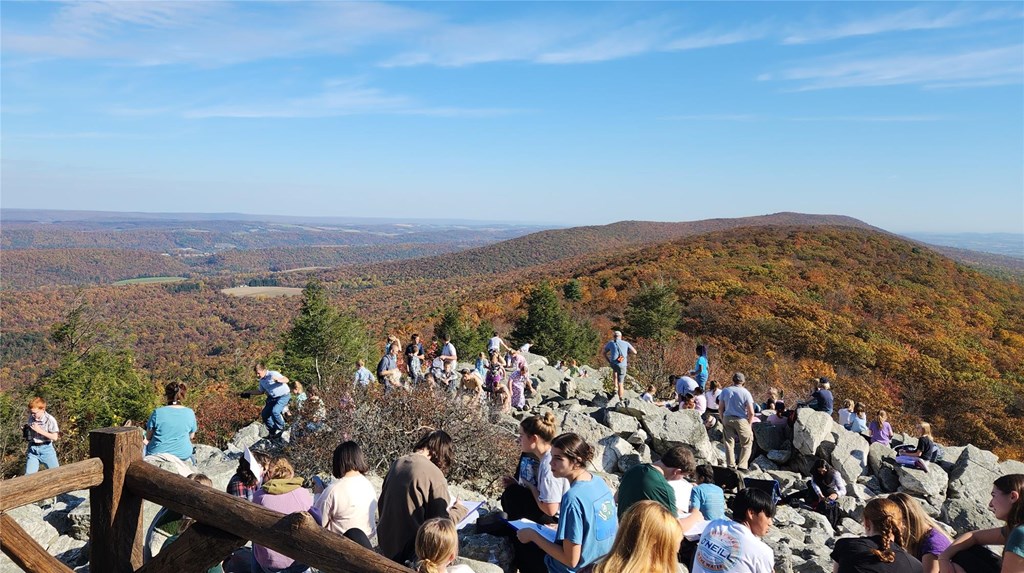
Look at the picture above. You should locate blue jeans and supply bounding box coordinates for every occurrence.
[262,394,290,434]
[26,443,59,475]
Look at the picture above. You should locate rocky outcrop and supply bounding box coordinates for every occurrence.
[4,349,1021,573]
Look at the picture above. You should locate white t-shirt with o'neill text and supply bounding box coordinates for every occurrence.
[692,519,774,573]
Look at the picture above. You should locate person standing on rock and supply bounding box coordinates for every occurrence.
[24,396,60,475]
[692,488,775,573]
[488,332,511,358]
[603,330,636,400]
[689,344,710,390]
[719,372,756,471]
[241,363,291,441]
[439,334,458,376]
[406,334,426,385]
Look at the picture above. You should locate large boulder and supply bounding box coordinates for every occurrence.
[642,409,717,462]
[227,421,268,453]
[557,411,611,445]
[828,429,869,488]
[754,423,789,452]
[1001,459,1024,476]
[868,442,895,475]
[614,398,669,421]
[597,435,636,474]
[947,445,1000,503]
[898,466,949,502]
[598,409,641,435]
[793,409,835,456]
[940,497,1001,534]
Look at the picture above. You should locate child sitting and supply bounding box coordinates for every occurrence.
[414,518,474,573]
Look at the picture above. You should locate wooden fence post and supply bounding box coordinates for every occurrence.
[90,427,144,573]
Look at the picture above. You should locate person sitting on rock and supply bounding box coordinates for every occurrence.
[515,433,618,573]
[832,498,922,573]
[377,430,468,564]
[616,445,705,533]
[846,402,869,434]
[692,488,775,573]
[227,447,271,501]
[807,377,834,415]
[146,382,198,463]
[690,464,726,521]
[838,399,856,428]
[765,400,789,427]
[893,422,940,471]
[413,518,474,573]
[457,368,484,404]
[588,500,684,573]
[781,458,846,527]
[488,412,570,573]
[888,492,952,573]
[314,441,377,549]
[937,473,1024,573]
[252,457,313,573]
[869,410,894,446]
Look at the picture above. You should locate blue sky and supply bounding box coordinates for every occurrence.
[2,1,1022,233]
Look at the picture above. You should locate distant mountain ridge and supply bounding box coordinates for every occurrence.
[320,212,881,282]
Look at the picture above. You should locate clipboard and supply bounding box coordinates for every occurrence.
[456,500,486,530]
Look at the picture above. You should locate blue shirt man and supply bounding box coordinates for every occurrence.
[242,364,290,439]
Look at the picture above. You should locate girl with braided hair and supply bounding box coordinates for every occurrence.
[831,498,922,573]
[414,518,473,573]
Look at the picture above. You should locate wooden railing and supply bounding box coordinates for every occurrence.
[1,427,415,573]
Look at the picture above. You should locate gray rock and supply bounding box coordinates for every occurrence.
[767,470,805,494]
[1001,459,1024,476]
[48,535,89,567]
[768,448,794,464]
[793,409,835,456]
[947,445,1000,503]
[754,423,789,452]
[454,556,505,573]
[867,442,895,476]
[643,409,717,462]
[829,429,869,487]
[69,497,92,540]
[557,411,612,445]
[7,503,59,548]
[940,497,1001,534]
[898,466,949,501]
[617,453,645,474]
[597,435,636,474]
[838,517,865,536]
[458,533,514,572]
[752,455,780,472]
[773,505,807,528]
[598,409,641,435]
[614,397,669,420]
[837,496,864,522]
[877,466,900,493]
[227,421,268,452]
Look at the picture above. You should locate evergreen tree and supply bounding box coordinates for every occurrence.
[624,282,682,342]
[563,279,583,301]
[35,302,157,463]
[283,280,371,392]
[512,283,598,361]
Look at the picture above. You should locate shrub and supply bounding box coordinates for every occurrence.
[287,384,517,494]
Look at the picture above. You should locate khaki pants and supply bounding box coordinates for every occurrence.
[723,416,753,470]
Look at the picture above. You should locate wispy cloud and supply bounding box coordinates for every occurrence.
[181,79,519,119]
[760,46,1024,90]
[665,25,769,51]
[662,114,761,121]
[783,5,1023,44]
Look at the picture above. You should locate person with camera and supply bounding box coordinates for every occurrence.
[603,330,636,400]
[24,396,60,475]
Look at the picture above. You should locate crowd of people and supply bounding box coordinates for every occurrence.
[19,328,1024,573]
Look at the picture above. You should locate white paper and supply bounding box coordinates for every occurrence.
[457,500,486,530]
[506,518,558,543]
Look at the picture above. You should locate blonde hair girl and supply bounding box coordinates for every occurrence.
[415,518,473,573]
[592,500,683,573]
